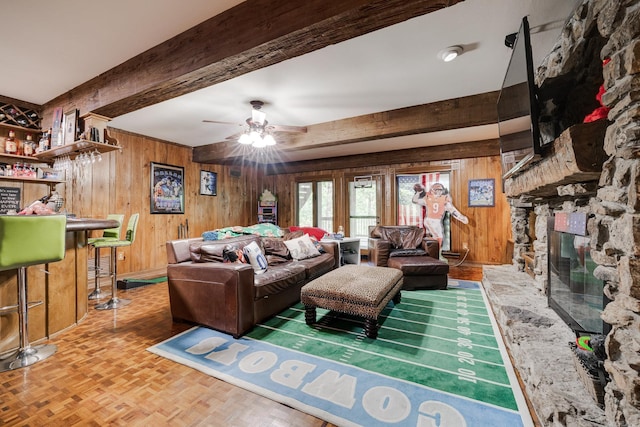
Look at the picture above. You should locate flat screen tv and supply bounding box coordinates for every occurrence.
[497,17,542,179]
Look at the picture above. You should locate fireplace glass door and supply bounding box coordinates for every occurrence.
[547,218,610,335]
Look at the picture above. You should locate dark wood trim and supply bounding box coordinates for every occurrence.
[265,138,500,174]
[41,0,463,123]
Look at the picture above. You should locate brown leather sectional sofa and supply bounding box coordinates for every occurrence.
[368,225,449,290]
[166,234,339,338]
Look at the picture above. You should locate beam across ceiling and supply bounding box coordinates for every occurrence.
[41,0,463,125]
[265,138,501,175]
[192,91,499,164]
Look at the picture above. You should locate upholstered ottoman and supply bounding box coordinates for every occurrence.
[386,256,449,290]
[300,265,403,339]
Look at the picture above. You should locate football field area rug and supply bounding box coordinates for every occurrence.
[148,280,534,427]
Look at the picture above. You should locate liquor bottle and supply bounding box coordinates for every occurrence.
[38,129,50,152]
[22,134,34,156]
[5,130,17,154]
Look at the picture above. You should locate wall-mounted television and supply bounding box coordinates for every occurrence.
[497,17,543,179]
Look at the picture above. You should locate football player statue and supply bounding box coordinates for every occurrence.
[412,182,469,247]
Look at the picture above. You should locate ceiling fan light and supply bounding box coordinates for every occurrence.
[238,133,252,144]
[263,134,276,146]
[250,130,262,143]
[252,137,267,148]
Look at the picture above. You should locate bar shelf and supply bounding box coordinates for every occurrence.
[33,139,121,161]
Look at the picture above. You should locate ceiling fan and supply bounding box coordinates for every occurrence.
[203,100,307,147]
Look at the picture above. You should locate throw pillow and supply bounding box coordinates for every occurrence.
[288,226,327,241]
[243,241,268,274]
[262,237,291,259]
[284,229,304,241]
[223,245,247,263]
[283,234,321,260]
[308,235,326,253]
[202,231,219,241]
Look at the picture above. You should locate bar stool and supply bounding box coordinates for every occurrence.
[87,214,124,300]
[94,213,139,310]
[0,215,66,372]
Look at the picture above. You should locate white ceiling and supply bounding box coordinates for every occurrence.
[0,0,581,163]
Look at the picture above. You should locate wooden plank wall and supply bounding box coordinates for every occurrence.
[58,128,254,274]
[266,154,512,265]
[76,129,511,269]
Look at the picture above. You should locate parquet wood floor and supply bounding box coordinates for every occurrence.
[0,267,482,426]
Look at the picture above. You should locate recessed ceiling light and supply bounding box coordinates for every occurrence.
[438,45,463,62]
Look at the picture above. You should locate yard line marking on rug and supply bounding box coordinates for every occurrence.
[288,303,496,333]
[293,313,502,354]
[247,328,517,393]
[260,325,504,385]
[254,323,513,389]
[280,307,500,346]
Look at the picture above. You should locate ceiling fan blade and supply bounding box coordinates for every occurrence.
[203,119,244,126]
[268,124,308,133]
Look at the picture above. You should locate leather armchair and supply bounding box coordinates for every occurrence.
[368,225,449,290]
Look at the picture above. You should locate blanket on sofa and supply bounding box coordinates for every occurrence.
[202,223,283,241]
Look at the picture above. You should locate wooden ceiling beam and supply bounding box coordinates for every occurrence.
[192,91,499,163]
[267,138,500,174]
[41,0,463,123]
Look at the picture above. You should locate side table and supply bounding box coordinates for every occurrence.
[321,237,361,266]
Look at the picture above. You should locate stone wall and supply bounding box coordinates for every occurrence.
[506,0,640,425]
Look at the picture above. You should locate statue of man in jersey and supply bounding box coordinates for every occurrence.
[412,182,468,246]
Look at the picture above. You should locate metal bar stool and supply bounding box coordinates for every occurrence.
[88,214,124,300]
[94,213,139,310]
[0,215,66,372]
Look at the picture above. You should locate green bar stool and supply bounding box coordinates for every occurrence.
[0,215,66,372]
[94,213,139,310]
[87,214,124,300]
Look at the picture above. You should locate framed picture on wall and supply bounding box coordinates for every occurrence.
[150,162,184,214]
[200,170,217,196]
[63,109,78,145]
[468,178,495,207]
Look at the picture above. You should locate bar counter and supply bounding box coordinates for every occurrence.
[0,217,119,354]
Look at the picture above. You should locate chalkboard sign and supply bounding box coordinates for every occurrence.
[0,187,21,214]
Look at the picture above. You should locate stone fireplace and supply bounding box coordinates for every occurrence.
[502,0,640,425]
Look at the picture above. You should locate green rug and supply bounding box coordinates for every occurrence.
[148,279,533,426]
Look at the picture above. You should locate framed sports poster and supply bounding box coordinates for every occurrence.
[200,170,217,196]
[468,178,495,207]
[150,162,184,214]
